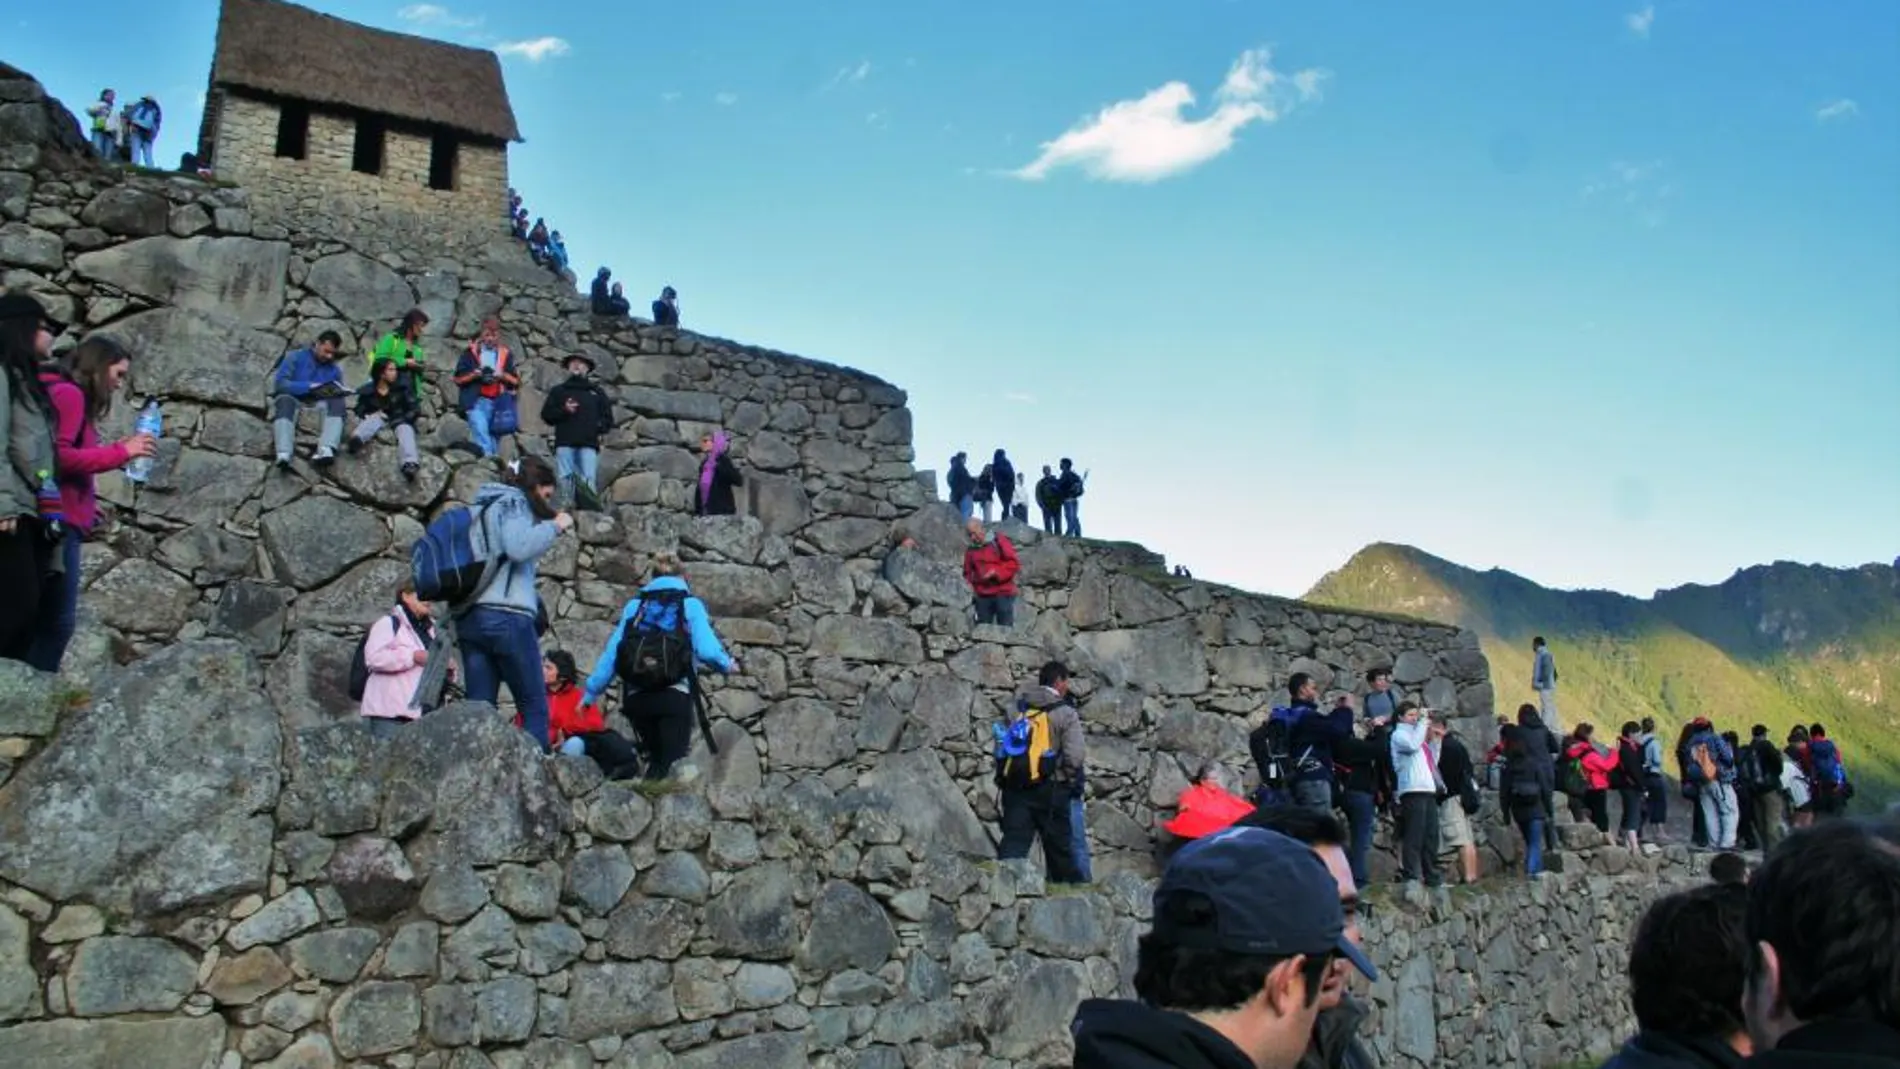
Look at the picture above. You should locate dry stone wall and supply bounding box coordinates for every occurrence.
[0,63,1688,1069]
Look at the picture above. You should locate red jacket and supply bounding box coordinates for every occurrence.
[41,371,131,535]
[545,684,605,746]
[1565,740,1619,792]
[963,534,1020,598]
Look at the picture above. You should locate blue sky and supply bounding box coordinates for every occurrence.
[16,1,1900,599]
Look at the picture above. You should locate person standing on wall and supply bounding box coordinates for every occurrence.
[946,452,975,520]
[973,463,995,523]
[1361,667,1404,722]
[1531,636,1560,732]
[1284,674,1350,814]
[0,295,63,665]
[1057,457,1086,537]
[540,353,612,510]
[652,286,680,327]
[963,517,1021,627]
[695,430,743,516]
[1744,724,1788,851]
[991,448,1016,521]
[460,456,571,751]
[1612,721,1649,853]
[1389,701,1444,891]
[30,334,154,671]
[126,94,161,168]
[85,89,117,158]
[582,552,739,781]
[1034,464,1061,534]
[1430,713,1482,885]
[452,317,519,460]
[1639,716,1671,844]
[994,661,1087,885]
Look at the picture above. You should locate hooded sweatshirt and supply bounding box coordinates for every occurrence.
[1071,998,1253,1069]
[467,483,559,617]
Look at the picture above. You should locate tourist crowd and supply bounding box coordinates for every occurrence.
[84,87,163,168]
[590,268,680,328]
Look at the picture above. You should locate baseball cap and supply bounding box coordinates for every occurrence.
[1152,826,1378,981]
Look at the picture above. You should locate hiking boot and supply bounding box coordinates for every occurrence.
[345,436,362,456]
[274,454,291,471]
[401,462,419,482]
[313,448,335,468]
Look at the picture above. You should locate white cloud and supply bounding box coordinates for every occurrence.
[829,60,872,89]
[398,4,482,29]
[1625,5,1655,38]
[1011,47,1325,183]
[714,92,739,106]
[1816,98,1859,122]
[495,36,570,62]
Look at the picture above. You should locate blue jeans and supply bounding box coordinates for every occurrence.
[91,130,116,158]
[955,495,974,520]
[467,398,496,456]
[24,527,82,673]
[1063,500,1081,537]
[132,132,154,168]
[1519,811,1545,875]
[556,446,599,500]
[1070,796,1092,882]
[457,606,549,749]
[1342,789,1376,888]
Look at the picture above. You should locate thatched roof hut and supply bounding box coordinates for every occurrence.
[208,0,520,142]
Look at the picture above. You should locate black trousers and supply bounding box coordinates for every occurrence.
[1583,789,1610,833]
[625,686,694,780]
[1397,792,1442,885]
[577,730,642,781]
[998,781,1081,884]
[0,522,51,663]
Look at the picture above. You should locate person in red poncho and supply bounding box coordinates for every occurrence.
[541,651,641,780]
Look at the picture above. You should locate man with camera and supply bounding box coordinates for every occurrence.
[452,317,520,459]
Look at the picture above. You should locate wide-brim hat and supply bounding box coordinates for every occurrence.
[562,353,597,372]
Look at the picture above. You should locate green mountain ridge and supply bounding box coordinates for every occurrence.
[1305,544,1900,809]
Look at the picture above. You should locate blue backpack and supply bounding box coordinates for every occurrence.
[1809,739,1848,791]
[411,501,500,605]
[614,590,694,691]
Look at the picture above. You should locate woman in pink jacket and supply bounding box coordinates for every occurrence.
[28,336,155,671]
[360,580,443,736]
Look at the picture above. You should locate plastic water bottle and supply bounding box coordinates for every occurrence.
[124,400,161,483]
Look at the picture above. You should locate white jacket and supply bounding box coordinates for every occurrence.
[1390,720,1439,796]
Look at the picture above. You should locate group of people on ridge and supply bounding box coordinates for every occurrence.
[84,87,163,168]
[508,189,569,278]
[947,450,1087,537]
[589,268,680,327]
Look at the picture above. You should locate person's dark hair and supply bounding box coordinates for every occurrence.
[1709,852,1749,886]
[1533,636,1546,648]
[1621,720,1641,738]
[1516,703,1538,723]
[1288,672,1313,699]
[1721,731,1741,752]
[1060,458,1073,469]
[1676,721,1699,751]
[1365,668,1389,685]
[0,307,53,419]
[1752,724,1769,739]
[1396,700,1420,717]
[1575,722,1596,742]
[397,308,429,337]
[1235,804,1347,848]
[1808,723,1828,739]
[1787,725,1810,746]
[544,649,578,686]
[316,329,343,347]
[1641,717,1656,734]
[1626,883,1750,1037]
[1746,819,1900,1030]
[1133,892,1332,1013]
[369,357,398,384]
[1038,661,1070,688]
[515,455,558,518]
[61,334,132,423]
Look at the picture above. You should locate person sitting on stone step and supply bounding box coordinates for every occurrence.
[271,330,348,470]
[369,308,429,399]
[589,267,613,314]
[347,356,421,481]
[542,650,641,780]
[540,353,612,509]
[653,285,680,327]
[606,282,631,317]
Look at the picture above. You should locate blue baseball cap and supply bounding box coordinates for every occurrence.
[1152,826,1378,981]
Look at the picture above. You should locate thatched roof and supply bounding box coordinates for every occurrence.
[209,0,520,142]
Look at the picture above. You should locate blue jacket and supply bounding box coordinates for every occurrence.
[1689,728,1737,785]
[1362,686,1405,722]
[583,576,734,705]
[1533,647,1557,690]
[1287,701,1352,784]
[467,483,559,617]
[273,348,344,399]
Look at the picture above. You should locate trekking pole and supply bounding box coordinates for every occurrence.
[410,617,460,713]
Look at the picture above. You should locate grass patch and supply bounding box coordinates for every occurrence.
[628,778,689,799]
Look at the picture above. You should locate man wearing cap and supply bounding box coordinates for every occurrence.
[539,353,613,510]
[1071,826,1377,1069]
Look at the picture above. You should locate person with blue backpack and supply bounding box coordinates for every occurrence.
[1804,723,1854,818]
[457,456,571,750]
[582,551,738,781]
[126,95,161,168]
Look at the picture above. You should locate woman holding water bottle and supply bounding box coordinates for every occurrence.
[0,294,65,665]
[28,334,156,671]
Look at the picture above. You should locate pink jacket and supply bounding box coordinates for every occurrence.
[360,609,429,722]
[41,373,130,534]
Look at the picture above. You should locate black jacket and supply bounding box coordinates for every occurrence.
[993,455,1016,500]
[589,275,611,313]
[652,298,679,327]
[1502,718,1558,800]
[1748,738,1785,784]
[1058,469,1084,501]
[540,375,613,449]
[1287,701,1352,786]
[947,462,974,501]
[1437,732,1479,812]
[1071,999,1253,1069]
[697,455,743,516]
[1035,474,1061,511]
[1739,1022,1900,1069]
[353,379,419,426]
[1298,997,1375,1069]
[1334,733,1385,795]
[1600,1031,1746,1069]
